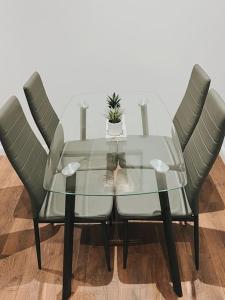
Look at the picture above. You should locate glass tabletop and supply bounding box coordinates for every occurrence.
[43,92,187,196]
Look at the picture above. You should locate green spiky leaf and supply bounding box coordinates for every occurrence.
[107,93,121,109]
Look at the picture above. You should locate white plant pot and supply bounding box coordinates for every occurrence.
[108,121,122,136]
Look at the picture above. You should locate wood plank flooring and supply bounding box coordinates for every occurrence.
[0,155,225,299]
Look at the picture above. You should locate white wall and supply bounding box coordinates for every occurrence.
[0,0,225,157]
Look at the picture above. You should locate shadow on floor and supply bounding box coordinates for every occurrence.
[199,175,225,213]
[116,221,225,299]
[0,219,225,299]
[0,224,114,290]
[0,224,59,258]
[13,188,32,219]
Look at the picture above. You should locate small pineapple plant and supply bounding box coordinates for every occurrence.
[106,93,123,136]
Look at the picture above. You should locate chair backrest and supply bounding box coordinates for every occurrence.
[23,72,59,148]
[184,89,225,214]
[173,64,211,150]
[0,96,47,217]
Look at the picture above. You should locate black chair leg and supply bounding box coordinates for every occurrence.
[123,220,128,269]
[101,221,111,272]
[194,215,199,270]
[33,219,41,269]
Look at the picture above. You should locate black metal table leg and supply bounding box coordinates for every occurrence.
[159,191,182,297]
[62,175,76,300]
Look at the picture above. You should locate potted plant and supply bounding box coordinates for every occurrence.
[107,93,121,109]
[106,107,123,136]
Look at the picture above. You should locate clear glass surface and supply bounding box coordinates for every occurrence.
[43,92,186,195]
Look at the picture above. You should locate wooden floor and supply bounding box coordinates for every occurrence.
[0,156,225,300]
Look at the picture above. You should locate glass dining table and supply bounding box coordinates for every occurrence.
[43,92,187,299]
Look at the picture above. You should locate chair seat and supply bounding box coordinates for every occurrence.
[116,188,192,218]
[39,192,113,220]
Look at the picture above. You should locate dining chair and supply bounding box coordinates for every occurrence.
[23,72,59,148]
[116,88,225,270]
[0,96,113,271]
[173,64,211,150]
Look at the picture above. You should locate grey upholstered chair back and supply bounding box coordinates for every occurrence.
[0,96,47,217]
[23,72,59,148]
[173,64,211,150]
[184,89,225,214]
